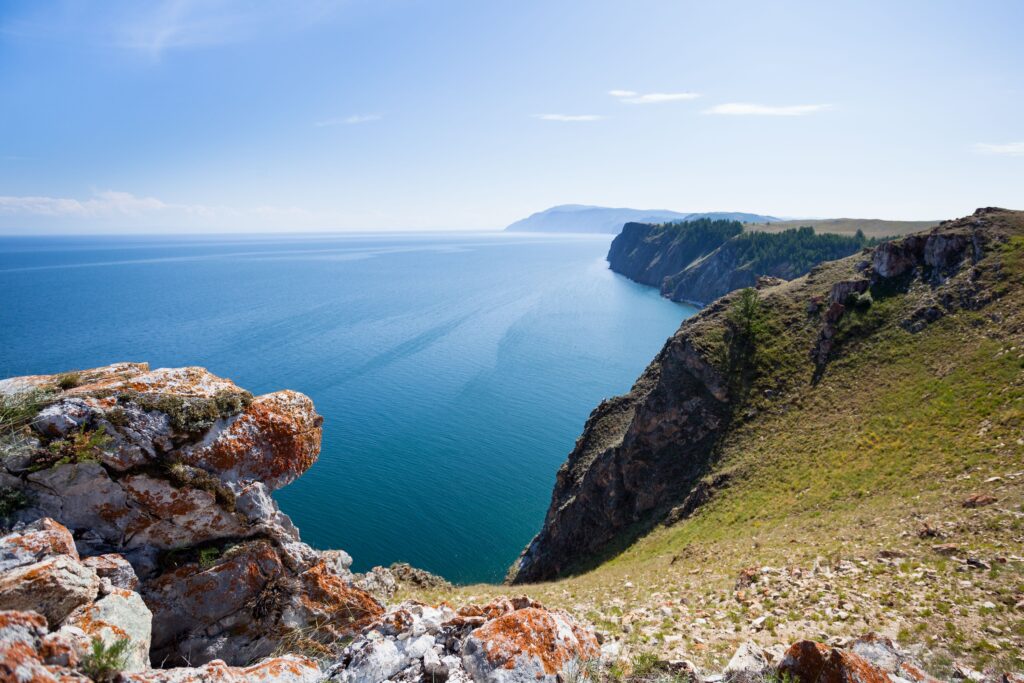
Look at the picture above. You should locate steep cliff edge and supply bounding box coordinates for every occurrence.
[511,207,1024,584]
[0,364,605,683]
[608,220,876,304]
[0,363,383,668]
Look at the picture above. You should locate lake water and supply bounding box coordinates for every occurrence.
[0,232,695,583]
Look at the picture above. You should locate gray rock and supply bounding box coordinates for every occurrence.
[0,555,100,625]
[65,589,153,671]
[81,553,139,591]
[725,641,769,683]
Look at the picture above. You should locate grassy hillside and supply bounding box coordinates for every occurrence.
[745,217,940,238]
[402,210,1024,678]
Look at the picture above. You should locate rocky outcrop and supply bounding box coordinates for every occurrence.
[0,363,382,670]
[327,597,598,683]
[512,208,1021,583]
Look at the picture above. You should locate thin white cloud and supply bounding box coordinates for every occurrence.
[0,191,168,217]
[974,142,1024,157]
[703,103,833,116]
[0,190,313,222]
[316,114,382,127]
[533,114,605,122]
[3,1,345,58]
[609,90,701,104]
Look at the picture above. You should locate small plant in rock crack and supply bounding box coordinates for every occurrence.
[31,425,111,471]
[80,637,131,682]
[56,372,82,390]
[0,389,54,436]
[0,486,29,520]
[559,656,602,682]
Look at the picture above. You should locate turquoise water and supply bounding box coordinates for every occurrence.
[0,232,695,583]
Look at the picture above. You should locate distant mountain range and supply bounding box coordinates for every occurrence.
[504,204,781,234]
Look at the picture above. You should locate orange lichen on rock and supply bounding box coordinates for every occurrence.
[465,607,599,676]
[297,559,383,635]
[180,391,322,490]
[1,519,78,567]
[779,640,891,683]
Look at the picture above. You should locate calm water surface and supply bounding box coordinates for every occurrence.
[0,232,695,582]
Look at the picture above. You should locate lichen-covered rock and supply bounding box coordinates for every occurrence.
[179,391,323,491]
[0,610,87,683]
[353,562,451,604]
[81,554,138,592]
[65,588,152,672]
[327,598,598,683]
[0,555,99,626]
[846,633,903,674]
[778,640,890,683]
[725,641,770,683]
[117,473,248,549]
[0,518,79,572]
[0,363,377,667]
[460,606,599,683]
[117,654,321,683]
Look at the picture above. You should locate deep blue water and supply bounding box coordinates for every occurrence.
[0,232,695,583]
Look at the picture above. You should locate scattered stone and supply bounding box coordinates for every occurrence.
[961,493,997,508]
[724,641,769,683]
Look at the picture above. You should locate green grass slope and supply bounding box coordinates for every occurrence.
[404,209,1024,677]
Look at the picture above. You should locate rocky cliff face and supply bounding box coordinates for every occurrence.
[0,363,383,669]
[510,208,1022,584]
[0,363,603,682]
[607,221,871,305]
[605,221,737,296]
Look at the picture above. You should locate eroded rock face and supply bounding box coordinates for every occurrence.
[510,321,732,583]
[0,363,379,668]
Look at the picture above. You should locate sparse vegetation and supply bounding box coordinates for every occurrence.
[403,211,1024,674]
[120,388,253,434]
[0,486,29,518]
[56,372,81,390]
[30,424,111,470]
[0,389,54,435]
[79,637,131,683]
[163,460,237,510]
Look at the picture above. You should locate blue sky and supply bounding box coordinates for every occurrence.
[1,0,1022,233]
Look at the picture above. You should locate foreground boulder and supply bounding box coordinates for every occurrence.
[778,638,893,683]
[328,597,599,683]
[461,606,600,683]
[0,363,382,667]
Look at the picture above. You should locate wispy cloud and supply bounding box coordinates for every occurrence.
[974,142,1024,157]
[3,1,345,59]
[0,190,312,222]
[703,103,833,116]
[315,114,382,127]
[533,114,605,122]
[609,90,701,104]
[0,191,169,217]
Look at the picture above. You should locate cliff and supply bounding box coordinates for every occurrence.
[510,207,1024,584]
[0,364,600,682]
[608,220,875,304]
